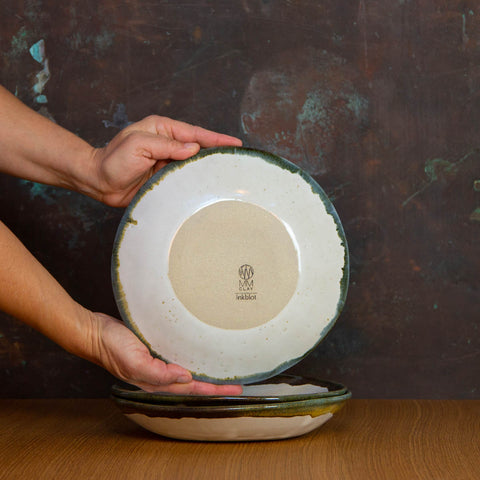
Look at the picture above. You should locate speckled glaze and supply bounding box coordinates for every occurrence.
[112,147,349,384]
[112,390,351,441]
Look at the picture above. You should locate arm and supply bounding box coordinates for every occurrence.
[0,85,243,393]
[0,220,241,394]
[0,85,94,192]
[0,84,242,207]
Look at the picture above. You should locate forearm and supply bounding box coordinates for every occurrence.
[0,220,95,361]
[0,85,97,196]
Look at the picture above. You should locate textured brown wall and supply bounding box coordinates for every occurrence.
[0,1,478,398]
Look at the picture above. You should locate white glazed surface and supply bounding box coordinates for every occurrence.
[239,383,328,396]
[125,412,334,441]
[116,151,346,381]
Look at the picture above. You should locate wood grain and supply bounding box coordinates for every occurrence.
[0,399,478,480]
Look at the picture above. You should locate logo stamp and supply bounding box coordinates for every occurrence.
[236,264,256,300]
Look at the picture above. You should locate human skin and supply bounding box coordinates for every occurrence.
[0,85,243,394]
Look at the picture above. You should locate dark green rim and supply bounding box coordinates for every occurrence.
[111,375,348,406]
[112,390,352,419]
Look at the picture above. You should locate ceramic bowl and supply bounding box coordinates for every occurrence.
[112,147,349,384]
[111,375,348,406]
[112,389,351,442]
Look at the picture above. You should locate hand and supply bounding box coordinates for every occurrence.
[0,86,242,206]
[90,312,243,395]
[89,116,242,207]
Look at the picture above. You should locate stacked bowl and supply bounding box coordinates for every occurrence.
[111,375,351,441]
[110,147,351,441]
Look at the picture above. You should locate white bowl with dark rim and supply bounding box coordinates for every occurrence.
[112,384,351,442]
[111,147,349,385]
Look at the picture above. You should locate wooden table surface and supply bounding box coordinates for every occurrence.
[0,399,478,480]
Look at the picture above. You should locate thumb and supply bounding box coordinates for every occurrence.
[149,135,201,161]
[136,357,193,389]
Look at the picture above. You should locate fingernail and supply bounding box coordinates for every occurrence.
[184,142,198,149]
[176,375,192,384]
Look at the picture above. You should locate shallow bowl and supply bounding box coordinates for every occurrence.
[112,390,351,442]
[112,147,349,384]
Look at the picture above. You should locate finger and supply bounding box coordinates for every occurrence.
[128,131,200,161]
[156,117,243,148]
[129,358,243,395]
[186,381,243,396]
[139,378,243,396]
[151,137,200,160]
[126,116,242,148]
[130,357,193,388]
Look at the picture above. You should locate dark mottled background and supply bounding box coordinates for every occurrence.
[0,0,478,398]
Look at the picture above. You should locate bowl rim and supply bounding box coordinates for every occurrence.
[112,389,352,419]
[111,375,349,405]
